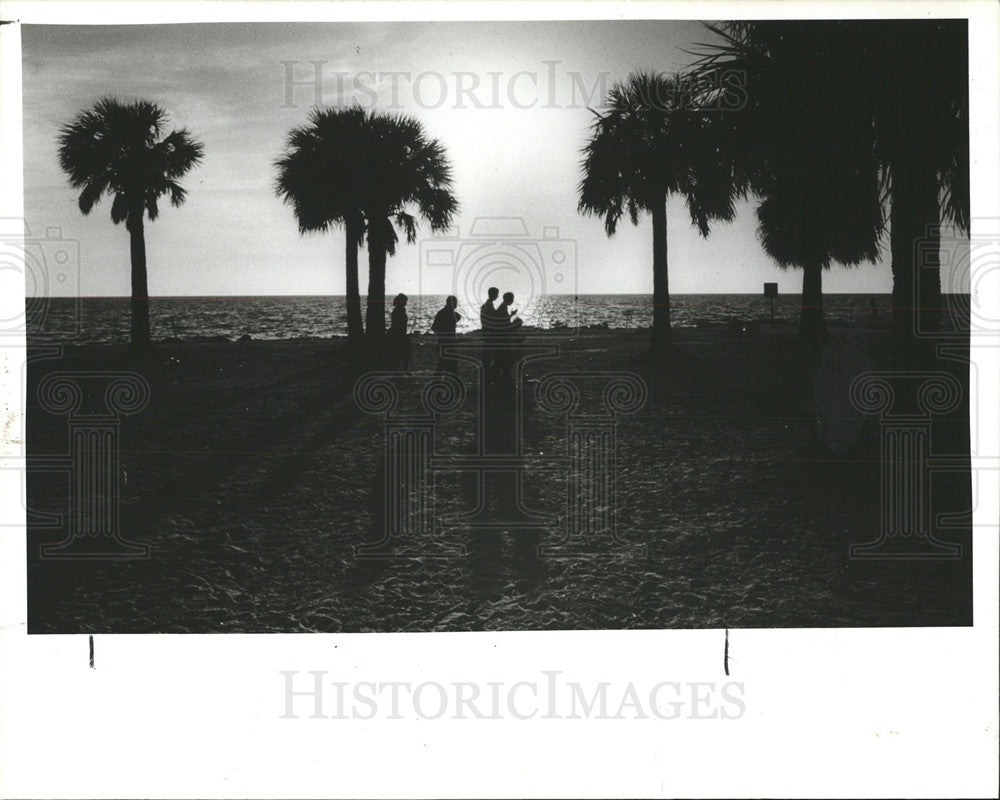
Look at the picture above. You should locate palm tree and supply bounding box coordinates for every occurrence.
[275,107,367,343]
[691,21,968,361]
[689,22,884,347]
[58,98,203,350]
[578,71,736,355]
[754,158,882,346]
[863,20,969,362]
[353,112,458,348]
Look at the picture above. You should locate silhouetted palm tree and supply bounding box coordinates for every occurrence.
[690,23,883,347]
[275,107,367,344]
[863,21,969,362]
[754,162,882,345]
[579,71,736,355]
[355,112,457,348]
[692,20,968,360]
[58,98,203,350]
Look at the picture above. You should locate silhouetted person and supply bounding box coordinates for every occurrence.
[387,293,412,370]
[494,291,523,383]
[432,295,462,375]
[480,286,501,373]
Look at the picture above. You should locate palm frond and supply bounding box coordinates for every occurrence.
[275,105,458,249]
[578,69,741,239]
[58,98,202,227]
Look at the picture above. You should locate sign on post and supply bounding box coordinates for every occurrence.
[764,282,778,320]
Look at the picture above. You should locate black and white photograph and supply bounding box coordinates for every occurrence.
[1,1,997,797]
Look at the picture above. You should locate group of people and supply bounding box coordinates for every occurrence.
[384,289,523,382]
[476,287,524,381]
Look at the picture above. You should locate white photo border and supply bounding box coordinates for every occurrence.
[1,2,997,798]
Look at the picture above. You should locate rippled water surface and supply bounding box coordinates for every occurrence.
[27,293,928,344]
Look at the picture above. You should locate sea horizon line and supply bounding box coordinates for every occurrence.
[26,290,947,301]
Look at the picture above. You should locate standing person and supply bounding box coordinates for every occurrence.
[387,293,413,369]
[494,291,523,383]
[432,295,462,375]
[479,286,500,374]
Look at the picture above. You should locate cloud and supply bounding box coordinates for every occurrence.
[22,21,905,298]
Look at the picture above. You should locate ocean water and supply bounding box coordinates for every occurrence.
[25,293,968,345]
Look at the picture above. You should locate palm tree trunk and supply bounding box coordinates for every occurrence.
[651,194,672,354]
[799,260,825,348]
[365,236,387,350]
[890,151,940,365]
[126,211,151,350]
[344,216,365,344]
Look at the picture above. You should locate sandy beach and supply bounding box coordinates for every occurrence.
[26,322,972,632]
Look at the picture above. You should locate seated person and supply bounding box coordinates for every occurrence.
[432,295,461,374]
[494,291,523,382]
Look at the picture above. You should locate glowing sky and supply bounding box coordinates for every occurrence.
[21,21,967,298]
